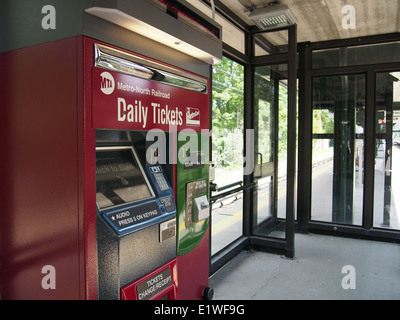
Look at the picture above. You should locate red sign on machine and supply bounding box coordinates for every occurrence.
[92,68,209,132]
[120,258,178,300]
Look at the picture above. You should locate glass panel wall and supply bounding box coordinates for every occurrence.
[253,63,288,239]
[300,36,400,242]
[374,72,400,230]
[211,56,244,255]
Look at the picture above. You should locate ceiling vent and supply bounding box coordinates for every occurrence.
[248,3,297,30]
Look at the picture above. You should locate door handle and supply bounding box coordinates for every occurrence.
[255,152,263,179]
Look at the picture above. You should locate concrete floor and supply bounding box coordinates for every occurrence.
[209,233,400,300]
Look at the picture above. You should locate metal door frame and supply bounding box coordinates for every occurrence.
[245,24,297,258]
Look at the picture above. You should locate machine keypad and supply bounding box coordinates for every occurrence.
[154,173,169,191]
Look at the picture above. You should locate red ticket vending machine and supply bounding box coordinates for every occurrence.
[92,41,211,299]
[0,0,221,300]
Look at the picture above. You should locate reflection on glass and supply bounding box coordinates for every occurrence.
[312,41,400,69]
[374,72,400,230]
[257,99,272,163]
[313,109,334,134]
[256,177,273,224]
[95,147,154,210]
[253,64,288,239]
[277,94,288,222]
[211,57,244,254]
[311,139,334,222]
[311,75,365,225]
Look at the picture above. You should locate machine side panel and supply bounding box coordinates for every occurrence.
[177,228,209,300]
[82,36,98,300]
[0,38,82,299]
[96,217,120,300]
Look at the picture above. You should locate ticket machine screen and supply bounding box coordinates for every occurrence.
[96,147,155,210]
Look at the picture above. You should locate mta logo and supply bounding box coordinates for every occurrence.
[100,71,115,95]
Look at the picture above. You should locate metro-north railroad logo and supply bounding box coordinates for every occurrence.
[100,71,115,95]
[186,107,200,126]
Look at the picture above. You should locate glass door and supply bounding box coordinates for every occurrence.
[253,63,288,238]
[374,72,400,230]
[311,74,365,225]
[249,25,296,258]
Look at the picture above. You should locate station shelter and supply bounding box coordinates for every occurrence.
[0,0,399,300]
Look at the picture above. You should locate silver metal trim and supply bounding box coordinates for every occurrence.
[95,145,156,212]
[95,43,208,93]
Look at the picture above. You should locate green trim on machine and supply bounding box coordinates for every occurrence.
[176,131,210,256]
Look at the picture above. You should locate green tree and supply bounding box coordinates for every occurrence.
[212,57,244,169]
[212,57,244,131]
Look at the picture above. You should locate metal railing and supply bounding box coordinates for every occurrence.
[210,181,256,204]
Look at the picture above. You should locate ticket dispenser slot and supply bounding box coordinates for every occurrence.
[185,179,209,226]
[194,195,209,222]
[95,140,177,300]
